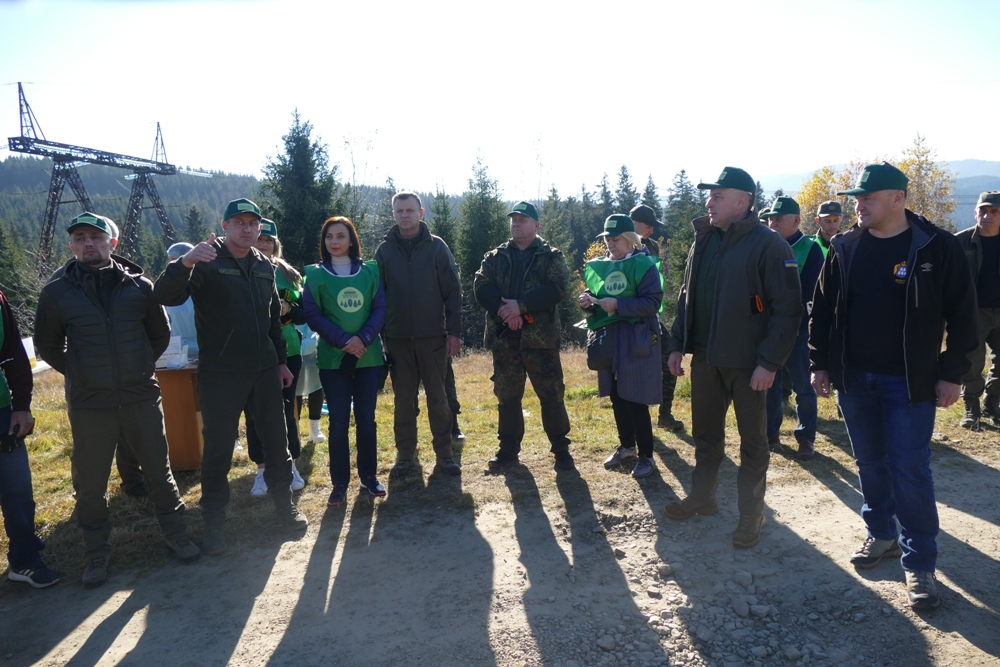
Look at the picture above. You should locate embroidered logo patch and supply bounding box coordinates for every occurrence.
[894,261,908,284]
[921,262,933,272]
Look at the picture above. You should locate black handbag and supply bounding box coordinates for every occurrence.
[586,325,615,371]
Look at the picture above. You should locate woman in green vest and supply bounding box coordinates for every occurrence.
[579,214,664,480]
[245,219,307,497]
[302,216,387,507]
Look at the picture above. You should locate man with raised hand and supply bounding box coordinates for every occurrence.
[474,201,574,472]
[35,213,199,587]
[154,198,307,556]
[664,167,801,549]
[955,191,1000,429]
[812,200,844,258]
[374,191,463,479]
[810,162,977,609]
[762,196,824,460]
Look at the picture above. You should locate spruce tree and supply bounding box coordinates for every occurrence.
[641,175,663,218]
[614,165,639,213]
[429,190,458,252]
[183,205,210,243]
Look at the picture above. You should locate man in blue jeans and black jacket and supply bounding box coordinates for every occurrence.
[809,162,978,609]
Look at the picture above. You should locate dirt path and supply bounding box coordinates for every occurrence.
[1,434,998,667]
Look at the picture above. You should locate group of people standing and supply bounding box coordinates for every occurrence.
[1,169,996,614]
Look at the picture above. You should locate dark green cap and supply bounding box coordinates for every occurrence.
[597,214,635,237]
[629,204,663,229]
[223,198,262,221]
[817,200,843,217]
[837,162,908,196]
[761,196,800,218]
[67,212,114,236]
[259,218,278,238]
[697,166,756,196]
[508,201,539,221]
[976,191,1000,208]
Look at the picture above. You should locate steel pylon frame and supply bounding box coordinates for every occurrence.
[36,161,94,276]
[119,172,176,260]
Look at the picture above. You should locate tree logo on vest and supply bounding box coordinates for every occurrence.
[603,271,628,295]
[337,287,365,313]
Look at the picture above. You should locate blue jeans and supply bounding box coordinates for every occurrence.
[320,366,381,484]
[766,330,817,444]
[0,406,45,569]
[836,369,938,572]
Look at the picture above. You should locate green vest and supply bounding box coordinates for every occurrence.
[0,310,10,410]
[811,234,830,259]
[304,262,384,370]
[791,234,818,275]
[583,253,662,330]
[276,270,302,357]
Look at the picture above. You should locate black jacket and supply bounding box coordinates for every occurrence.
[153,239,287,373]
[34,255,170,409]
[954,224,999,289]
[809,211,978,404]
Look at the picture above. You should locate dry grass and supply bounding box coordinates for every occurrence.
[3,350,998,578]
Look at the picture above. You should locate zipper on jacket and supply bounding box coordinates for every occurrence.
[901,232,935,405]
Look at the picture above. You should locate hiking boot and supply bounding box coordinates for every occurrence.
[165,536,201,564]
[657,413,684,432]
[487,452,520,472]
[604,446,637,469]
[850,536,902,569]
[308,419,326,444]
[360,475,387,498]
[553,451,576,472]
[797,441,816,461]
[250,469,268,497]
[631,456,655,478]
[984,395,1000,425]
[328,484,348,507]
[905,570,941,609]
[959,396,981,430]
[276,503,309,531]
[451,415,466,442]
[389,460,413,480]
[663,496,719,520]
[8,564,60,589]
[732,514,766,548]
[434,458,461,476]
[82,555,110,588]
[291,462,306,492]
[201,522,227,556]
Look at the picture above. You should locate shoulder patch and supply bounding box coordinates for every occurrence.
[784,259,798,269]
[218,268,241,276]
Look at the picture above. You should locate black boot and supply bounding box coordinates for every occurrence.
[983,394,1000,425]
[960,396,981,430]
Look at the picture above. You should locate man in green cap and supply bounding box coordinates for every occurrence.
[474,201,575,471]
[762,196,824,459]
[664,167,802,548]
[810,162,978,609]
[812,200,844,258]
[35,212,200,586]
[955,190,1000,428]
[154,198,307,556]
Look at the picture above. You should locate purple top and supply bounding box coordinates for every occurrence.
[302,257,386,349]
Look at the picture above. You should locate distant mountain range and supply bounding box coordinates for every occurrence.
[760,160,1000,230]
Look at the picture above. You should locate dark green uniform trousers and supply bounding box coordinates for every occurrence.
[387,336,454,461]
[492,341,571,455]
[689,351,770,516]
[69,398,187,559]
[198,366,293,519]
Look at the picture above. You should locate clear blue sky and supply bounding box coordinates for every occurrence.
[2,0,998,199]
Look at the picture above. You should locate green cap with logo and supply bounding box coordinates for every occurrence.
[508,201,539,221]
[697,166,756,196]
[817,200,843,217]
[67,212,115,236]
[837,162,909,196]
[761,196,800,218]
[223,198,262,221]
[259,218,278,238]
[597,214,635,237]
[976,191,1000,209]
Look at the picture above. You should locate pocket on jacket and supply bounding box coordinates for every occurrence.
[628,321,654,360]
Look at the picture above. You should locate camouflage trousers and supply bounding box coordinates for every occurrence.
[492,341,571,455]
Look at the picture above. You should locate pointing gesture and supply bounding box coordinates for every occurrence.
[182,232,218,268]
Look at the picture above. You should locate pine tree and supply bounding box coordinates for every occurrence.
[429,190,458,252]
[597,174,615,220]
[641,175,663,218]
[754,181,767,213]
[614,165,639,213]
[662,170,707,317]
[183,205,210,243]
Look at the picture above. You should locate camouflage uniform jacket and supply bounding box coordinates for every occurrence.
[474,236,569,350]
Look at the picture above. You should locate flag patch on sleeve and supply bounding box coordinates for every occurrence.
[784,259,798,269]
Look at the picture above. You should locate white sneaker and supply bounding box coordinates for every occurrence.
[308,420,326,444]
[291,462,305,491]
[250,469,268,498]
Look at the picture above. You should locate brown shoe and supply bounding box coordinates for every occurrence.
[797,441,815,461]
[663,496,719,520]
[733,514,766,548]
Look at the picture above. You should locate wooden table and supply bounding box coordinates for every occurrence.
[155,365,204,471]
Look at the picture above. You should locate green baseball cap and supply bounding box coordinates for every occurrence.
[761,196,800,218]
[223,198,262,221]
[976,191,1000,208]
[508,201,539,221]
[259,218,278,238]
[837,162,909,196]
[817,200,843,217]
[629,204,663,229]
[597,214,635,237]
[67,212,114,236]
[697,166,756,196]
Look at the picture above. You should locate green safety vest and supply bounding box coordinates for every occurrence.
[791,235,819,275]
[304,262,384,370]
[0,309,10,410]
[583,253,662,330]
[811,234,830,259]
[276,269,302,357]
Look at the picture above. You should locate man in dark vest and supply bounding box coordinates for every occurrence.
[762,196,825,460]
